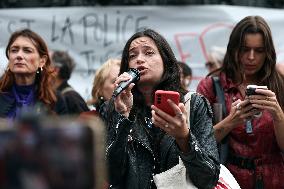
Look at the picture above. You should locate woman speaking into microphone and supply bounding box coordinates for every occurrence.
[102,29,220,189]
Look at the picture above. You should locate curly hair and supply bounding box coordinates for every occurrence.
[0,28,57,110]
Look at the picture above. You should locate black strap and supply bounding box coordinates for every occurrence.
[212,76,227,117]
[212,76,229,164]
[227,153,255,170]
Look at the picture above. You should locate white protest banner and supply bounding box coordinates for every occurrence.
[0,5,283,99]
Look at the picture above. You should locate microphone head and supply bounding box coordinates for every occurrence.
[128,68,140,83]
[111,68,140,98]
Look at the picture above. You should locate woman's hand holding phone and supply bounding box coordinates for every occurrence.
[154,90,180,116]
[245,85,268,118]
[246,85,281,120]
[151,90,190,142]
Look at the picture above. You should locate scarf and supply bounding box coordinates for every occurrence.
[8,84,35,119]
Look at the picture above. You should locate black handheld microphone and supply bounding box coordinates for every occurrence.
[112,68,140,97]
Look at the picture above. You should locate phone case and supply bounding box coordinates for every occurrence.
[246,85,268,96]
[154,90,180,116]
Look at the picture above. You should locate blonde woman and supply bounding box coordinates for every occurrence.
[80,59,121,117]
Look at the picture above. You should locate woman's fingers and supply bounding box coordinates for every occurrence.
[151,101,189,139]
[114,82,134,117]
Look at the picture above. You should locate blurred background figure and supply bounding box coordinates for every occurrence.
[0,29,67,120]
[177,61,192,91]
[205,46,226,75]
[276,63,284,77]
[50,50,89,116]
[80,58,121,118]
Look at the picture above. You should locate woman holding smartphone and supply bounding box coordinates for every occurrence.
[197,16,284,189]
[104,29,220,189]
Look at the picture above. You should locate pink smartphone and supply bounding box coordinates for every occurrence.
[154,90,180,116]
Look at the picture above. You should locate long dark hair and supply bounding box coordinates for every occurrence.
[106,29,186,134]
[121,29,186,96]
[220,16,284,109]
[120,29,186,118]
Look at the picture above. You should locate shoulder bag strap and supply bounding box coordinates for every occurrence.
[184,92,192,115]
[212,76,227,117]
[61,87,74,95]
[212,76,229,164]
[184,92,194,129]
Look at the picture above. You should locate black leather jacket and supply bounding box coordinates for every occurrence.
[106,93,220,189]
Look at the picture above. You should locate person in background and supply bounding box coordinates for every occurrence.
[197,16,284,189]
[50,50,89,115]
[104,29,220,189]
[80,58,121,118]
[0,29,67,119]
[276,63,284,77]
[78,58,121,189]
[205,46,226,75]
[177,61,192,91]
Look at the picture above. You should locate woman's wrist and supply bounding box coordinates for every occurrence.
[273,107,284,123]
[214,116,235,142]
[175,130,190,153]
[119,110,130,118]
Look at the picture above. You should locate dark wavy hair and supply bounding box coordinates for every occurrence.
[220,16,284,109]
[116,29,186,121]
[0,28,57,111]
[122,29,185,99]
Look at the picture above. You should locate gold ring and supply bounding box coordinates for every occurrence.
[176,112,183,117]
[265,96,270,101]
[165,123,169,128]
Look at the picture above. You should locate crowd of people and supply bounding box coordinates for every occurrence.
[0,15,283,189]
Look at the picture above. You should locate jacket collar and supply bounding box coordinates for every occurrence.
[131,121,176,159]
[131,122,153,154]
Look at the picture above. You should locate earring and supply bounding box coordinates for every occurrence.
[36,67,42,74]
[98,96,104,106]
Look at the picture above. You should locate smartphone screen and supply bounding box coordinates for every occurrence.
[154,90,180,116]
[246,85,268,96]
[0,118,101,189]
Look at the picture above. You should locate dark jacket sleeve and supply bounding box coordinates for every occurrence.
[106,111,133,186]
[63,91,90,115]
[180,93,220,189]
[54,92,68,115]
